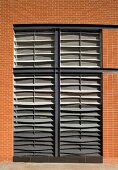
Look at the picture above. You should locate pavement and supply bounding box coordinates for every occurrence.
[0,163,118,170]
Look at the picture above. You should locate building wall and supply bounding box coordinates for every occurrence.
[0,0,118,163]
[102,30,118,163]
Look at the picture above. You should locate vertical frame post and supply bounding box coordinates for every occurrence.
[54,29,60,157]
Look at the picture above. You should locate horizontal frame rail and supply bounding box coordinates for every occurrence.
[14,24,118,31]
[13,68,118,74]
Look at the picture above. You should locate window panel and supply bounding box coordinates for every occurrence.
[14,28,102,161]
[60,31,101,67]
[14,31,55,68]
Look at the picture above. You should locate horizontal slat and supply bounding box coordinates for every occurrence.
[14,146,53,151]
[15,32,54,35]
[60,132,100,137]
[14,102,54,106]
[61,66,100,68]
[14,153,53,156]
[14,123,53,127]
[61,128,100,132]
[61,59,100,61]
[60,137,100,142]
[14,114,53,117]
[14,141,53,146]
[61,118,100,122]
[61,96,100,99]
[14,39,54,41]
[14,132,53,137]
[61,52,100,54]
[61,76,100,79]
[14,96,53,99]
[14,60,53,63]
[60,146,100,149]
[61,113,100,116]
[14,119,53,123]
[15,46,54,49]
[61,108,100,112]
[61,124,100,128]
[14,83,54,86]
[61,46,100,48]
[14,128,53,132]
[14,53,54,56]
[61,32,99,35]
[61,83,100,86]
[14,90,53,92]
[61,39,99,41]
[14,76,54,79]
[61,90,100,93]
[61,102,100,105]
[14,150,53,153]
[14,108,54,111]
[60,142,100,147]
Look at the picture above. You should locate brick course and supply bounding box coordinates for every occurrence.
[0,0,118,163]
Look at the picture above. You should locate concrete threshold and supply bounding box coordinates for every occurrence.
[0,163,118,170]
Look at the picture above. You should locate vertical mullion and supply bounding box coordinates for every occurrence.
[54,29,60,157]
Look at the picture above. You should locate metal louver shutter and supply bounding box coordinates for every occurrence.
[60,31,102,157]
[14,74,55,156]
[60,74,101,156]
[14,27,102,163]
[60,31,101,67]
[14,31,54,67]
[14,30,55,157]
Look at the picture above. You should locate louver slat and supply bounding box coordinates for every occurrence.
[60,74,101,156]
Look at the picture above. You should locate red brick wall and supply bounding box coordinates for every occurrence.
[103,73,118,163]
[103,30,118,68]
[0,0,118,162]
[102,30,118,163]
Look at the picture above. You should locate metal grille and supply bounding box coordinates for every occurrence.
[14,27,102,162]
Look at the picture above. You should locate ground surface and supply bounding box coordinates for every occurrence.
[0,163,118,170]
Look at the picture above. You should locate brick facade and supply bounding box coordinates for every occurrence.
[103,73,118,163]
[0,0,118,163]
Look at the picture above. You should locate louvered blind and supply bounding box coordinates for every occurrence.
[14,30,55,157]
[60,31,100,67]
[14,27,102,162]
[14,31,54,67]
[60,74,101,156]
[14,74,55,156]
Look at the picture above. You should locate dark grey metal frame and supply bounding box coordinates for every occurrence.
[54,29,60,157]
[14,24,118,30]
[13,24,118,163]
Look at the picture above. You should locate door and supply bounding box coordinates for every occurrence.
[14,27,102,162]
